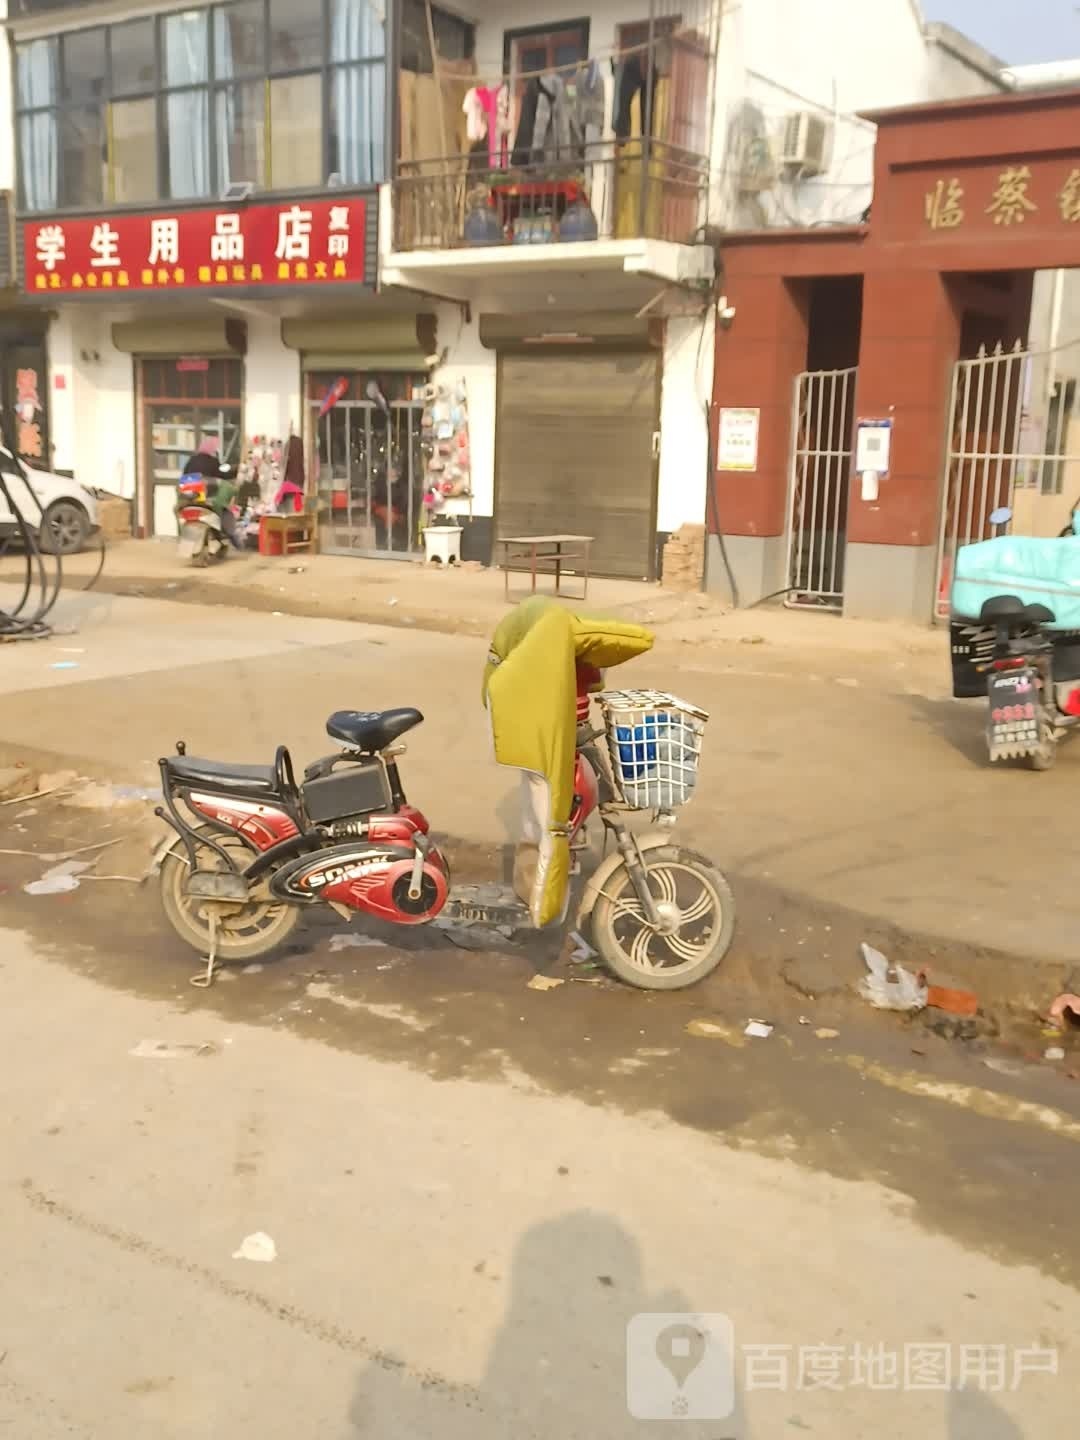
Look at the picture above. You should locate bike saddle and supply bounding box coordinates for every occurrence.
[326,708,424,753]
[979,595,1024,623]
[1024,603,1056,625]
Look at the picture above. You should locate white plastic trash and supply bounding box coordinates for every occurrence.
[422,525,463,566]
[858,942,927,1012]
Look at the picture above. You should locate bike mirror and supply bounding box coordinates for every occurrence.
[989,506,1012,525]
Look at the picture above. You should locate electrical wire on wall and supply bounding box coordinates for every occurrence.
[0,420,106,642]
[692,281,740,608]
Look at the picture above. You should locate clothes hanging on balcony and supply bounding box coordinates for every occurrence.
[463,84,511,168]
[573,60,605,156]
[511,74,572,166]
[612,54,661,140]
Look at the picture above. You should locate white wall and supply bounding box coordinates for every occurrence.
[657,311,713,532]
[711,0,932,230]
[48,309,136,497]
[244,312,300,440]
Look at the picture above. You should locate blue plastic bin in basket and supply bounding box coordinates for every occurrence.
[603,691,706,809]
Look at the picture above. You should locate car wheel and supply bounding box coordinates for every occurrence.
[39,500,90,555]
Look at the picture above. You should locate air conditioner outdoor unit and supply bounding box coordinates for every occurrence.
[780,111,831,177]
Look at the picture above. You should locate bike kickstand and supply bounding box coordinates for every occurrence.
[190,909,220,990]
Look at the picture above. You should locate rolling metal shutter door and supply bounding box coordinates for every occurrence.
[495,351,658,580]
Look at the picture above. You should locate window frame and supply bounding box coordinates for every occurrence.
[13,0,393,214]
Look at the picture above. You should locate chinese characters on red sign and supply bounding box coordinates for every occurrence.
[22,198,367,295]
[925,165,1080,230]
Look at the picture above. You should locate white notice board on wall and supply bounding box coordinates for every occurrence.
[716,407,760,472]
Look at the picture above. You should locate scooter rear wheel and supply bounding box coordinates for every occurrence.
[160,825,301,961]
[591,845,735,991]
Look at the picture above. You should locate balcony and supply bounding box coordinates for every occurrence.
[394,137,708,250]
[385,139,712,294]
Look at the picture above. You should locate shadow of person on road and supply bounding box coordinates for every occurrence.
[946,1385,1026,1439]
[344,1208,752,1439]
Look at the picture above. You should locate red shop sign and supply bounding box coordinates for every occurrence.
[22,197,367,296]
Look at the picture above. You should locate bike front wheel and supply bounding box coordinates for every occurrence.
[591,845,735,990]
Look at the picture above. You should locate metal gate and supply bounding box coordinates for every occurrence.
[310,398,425,558]
[784,366,856,609]
[935,339,1080,619]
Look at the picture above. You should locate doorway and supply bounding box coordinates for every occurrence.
[306,372,426,557]
[139,357,243,537]
[935,337,1080,619]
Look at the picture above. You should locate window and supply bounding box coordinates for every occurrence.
[328,0,385,183]
[15,0,388,211]
[269,0,324,71]
[60,28,107,103]
[112,98,158,203]
[109,19,157,96]
[270,73,322,188]
[163,9,210,198]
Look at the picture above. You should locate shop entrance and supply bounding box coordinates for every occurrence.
[306,373,426,557]
[140,358,243,537]
[784,365,857,610]
[494,348,660,580]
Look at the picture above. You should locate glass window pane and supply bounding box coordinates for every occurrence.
[330,0,385,61]
[110,19,156,96]
[18,112,58,210]
[16,38,57,109]
[330,63,384,183]
[111,96,157,202]
[164,9,208,87]
[215,82,266,188]
[215,1,265,78]
[269,72,321,187]
[61,28,107,103]
[59,106,105,208]
[269,0,323,72]
[165,89,210,197]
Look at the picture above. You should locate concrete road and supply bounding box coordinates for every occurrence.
[1,582,1078,991]
[1,850,1078,1437]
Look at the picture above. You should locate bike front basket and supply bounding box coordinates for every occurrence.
[598,689,708,810]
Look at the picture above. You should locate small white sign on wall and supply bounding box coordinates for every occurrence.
[716,407,760,472]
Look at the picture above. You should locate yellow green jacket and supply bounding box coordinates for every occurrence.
[482,597,653,926]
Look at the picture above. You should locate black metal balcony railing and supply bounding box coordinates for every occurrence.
[392,140,709,252]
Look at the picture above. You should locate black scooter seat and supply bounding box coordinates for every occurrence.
[326,708,424,752]
[165,755,278,795]
[979,594,1056,627]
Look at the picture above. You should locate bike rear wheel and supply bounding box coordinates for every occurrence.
[591,845,735,990]
[160,825,301,961]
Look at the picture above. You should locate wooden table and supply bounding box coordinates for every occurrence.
[259,511,318,556]
[500,534,593,601]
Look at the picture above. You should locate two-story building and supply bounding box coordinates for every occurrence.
[4,0,436,548]
[1,0,1017,577]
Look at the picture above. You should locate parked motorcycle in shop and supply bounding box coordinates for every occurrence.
[176,467,231,567]
[152,600,736,990]
[950,505,1080,769]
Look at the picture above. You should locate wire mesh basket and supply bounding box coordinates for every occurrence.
[598,689,709,810]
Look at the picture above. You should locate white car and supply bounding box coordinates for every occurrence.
[0,451,100,554]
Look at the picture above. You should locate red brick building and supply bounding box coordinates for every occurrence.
[710,86,1080,621]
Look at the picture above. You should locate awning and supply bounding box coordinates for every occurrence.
[111,317,246,355]
[479,310,660,350]
[281,313,433,371]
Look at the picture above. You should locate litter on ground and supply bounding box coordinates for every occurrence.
[232,1232,277,1264]
[857,942,928,1012]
